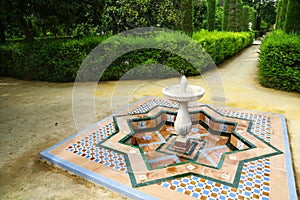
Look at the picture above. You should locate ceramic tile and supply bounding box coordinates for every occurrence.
[40,97,297,199]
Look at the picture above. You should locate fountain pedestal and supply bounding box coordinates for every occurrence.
[172,137,193,152]
[162,75,205,152]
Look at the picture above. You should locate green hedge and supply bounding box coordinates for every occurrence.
[0,30,254,81]
[193,30,254,64]
[0,37,106,81]
[258,31,300,92]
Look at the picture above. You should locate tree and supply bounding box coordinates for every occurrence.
[207,0,216,31]
[275,0,283,29]
[194,0,207,31]
[241,6,250,31]
[276,0,288,30]
[181,0,194,36]
[233,0,243,32]
[102,0,181,34]
[284,0,300,34]
[0,0,8,43]
[5,0,35,41]
[222,0,230,31]
[33,0,82,37]
[260,1,277,31]
[227,0,237,31]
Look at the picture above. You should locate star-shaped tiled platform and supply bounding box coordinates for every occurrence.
[40,97,297,200]
[97,102,282,189]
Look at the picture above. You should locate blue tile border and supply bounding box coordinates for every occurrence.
[280,114,298,200]
[40,150,159,200]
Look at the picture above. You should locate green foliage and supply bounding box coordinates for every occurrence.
[1,0,106,41]
[102,0,181,34]
[0,36,107,81]
[223,0,250,32]
[222,0,230,31]
[276,0,288,30]
[241,6,251,31]
[258,31,300,92]
[250,8,257,30]
[193,30,254,64]
[1,30,254,82]
[227,0,237,31]
[194,0,207,31]
[214,3,224,31]
[259,1,276,31]
[103,49,192,80]
[207,0,216,31]
[275,0,282,29]
[284,0,300,34]
[194,0,222,31]
[181,0,194,36]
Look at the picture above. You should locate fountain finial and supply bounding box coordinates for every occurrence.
[180,70,184,76]
[180,75,187,92]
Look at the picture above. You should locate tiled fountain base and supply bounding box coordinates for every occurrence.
[40,97,297,199]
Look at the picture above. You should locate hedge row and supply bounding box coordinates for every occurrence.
[258,31,300,92]
[0,37,107,81]
[0,30,254,81]
[193,30,254,64]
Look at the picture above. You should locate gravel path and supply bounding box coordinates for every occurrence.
[0,44,299,199]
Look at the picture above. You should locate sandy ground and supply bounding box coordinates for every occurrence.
[0,45,299,199]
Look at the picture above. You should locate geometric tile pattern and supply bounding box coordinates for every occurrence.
[159,158,270,200]
[159,175,239,199]
[216,109,271,143]
[94,98,281,192]
[238,158,270,199]
[40,97,296,199]
[128,98,178,115]
[157,107,273,199]
[66,122,127,172]
[159,158,271,199]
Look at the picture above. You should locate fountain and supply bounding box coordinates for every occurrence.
[40,73,293,199]
[162,74,205,152]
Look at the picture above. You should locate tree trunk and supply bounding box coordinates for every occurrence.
[16,0,34,41]
[16,16,34,41]
[222,0,230,31]
[0,22,5,44]
[284,0,300,34]
[207,0,216,31]
[181,0,194,37]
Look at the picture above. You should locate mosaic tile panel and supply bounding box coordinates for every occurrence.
[66,122,127,172]
[40,97,296,199]
[216,109,271,143]
[155,104,275,199]
[158,157,271,199]
[128,98,178,115]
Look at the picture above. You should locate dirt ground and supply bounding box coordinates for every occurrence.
[0,45,299,199]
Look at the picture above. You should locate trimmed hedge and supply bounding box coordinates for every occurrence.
[0,37,107,81]
[0,30,254,81]
[258,31,300,92]
[193,30,254,65]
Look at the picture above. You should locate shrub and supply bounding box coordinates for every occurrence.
[0,30,254,82]
[193,30,254,64]
[258,31,300,92]
[0,37,106,81]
